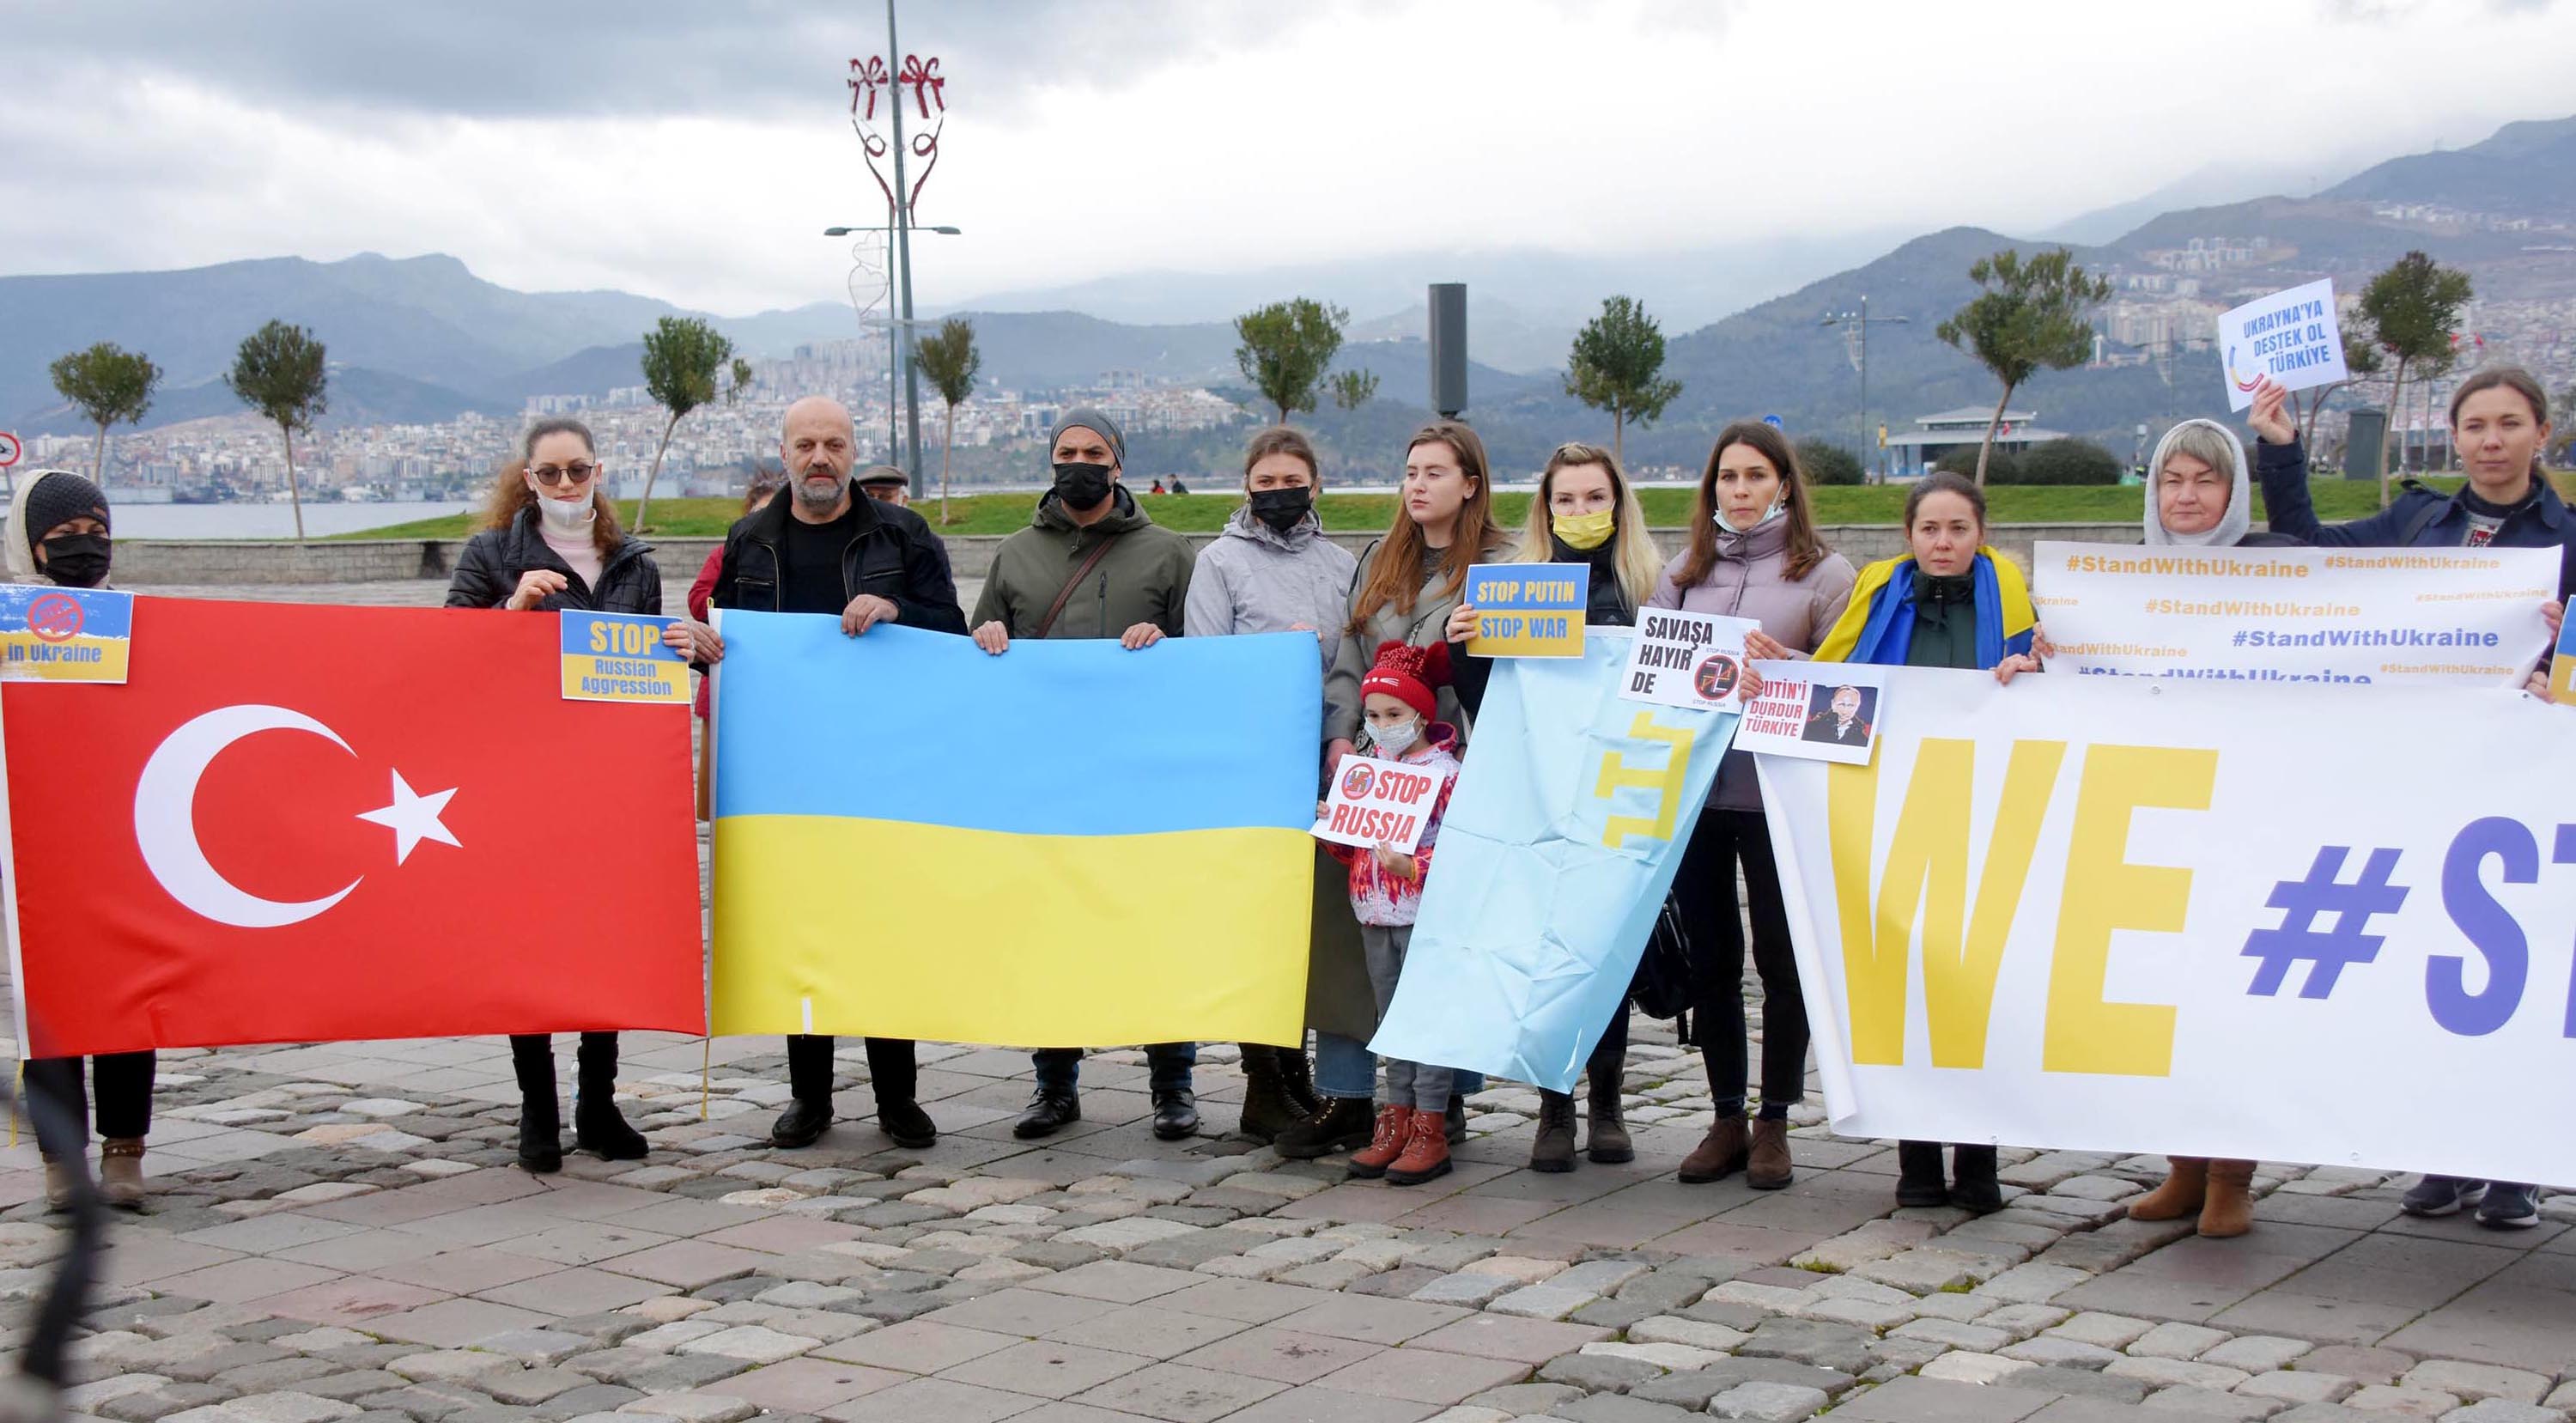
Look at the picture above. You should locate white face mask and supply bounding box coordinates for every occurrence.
[1716,499,1783,534]
[535,490,596,533]
[1370,718,1421,757]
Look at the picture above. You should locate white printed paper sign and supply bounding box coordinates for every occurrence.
[1735,661,1886,765]
[1312,754,1441,854]
[1619,610,1757,712]
[2032,541,2555,686]
[2220,279,2348,411]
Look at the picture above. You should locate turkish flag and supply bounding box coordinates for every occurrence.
[2,598,706,1055]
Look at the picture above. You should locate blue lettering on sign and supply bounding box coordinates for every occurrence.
[2429,817,2535,1037]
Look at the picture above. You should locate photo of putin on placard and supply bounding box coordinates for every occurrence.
[1802,684,1875,747]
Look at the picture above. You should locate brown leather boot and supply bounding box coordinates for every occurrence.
[2197,1158,2257,1238]
[1530,1091,1577,1172]
[1384,1105,1453,1186]
[1679,1116,1750,1184]
[1346,1105,1413,1180]
[99,1138,147,1209]
[2129,1156,2208,1222]
[42,1160,76,1213]
[1747,1117,1795,1190]
[1585,1072,1633,1165]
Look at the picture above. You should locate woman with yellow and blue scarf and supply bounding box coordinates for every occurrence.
[1812,469,2037,1212]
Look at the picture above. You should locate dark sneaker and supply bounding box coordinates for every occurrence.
[2475,1183,2540,1230]
[2399,1174,2488,1217]
[1014,1090,1082,1140]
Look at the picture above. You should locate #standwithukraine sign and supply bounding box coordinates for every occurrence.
[1755,666,2576,1186]
[2032,541,2555,684]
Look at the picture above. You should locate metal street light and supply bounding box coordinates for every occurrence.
[823,224,962,465]
[1820,296,1909,483]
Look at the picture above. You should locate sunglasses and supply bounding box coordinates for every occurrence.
[531,461,598,487]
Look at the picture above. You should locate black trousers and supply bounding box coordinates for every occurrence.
[24,1053,155,1146]
[1673,807,1810,1116]
[788,1035,916,1108]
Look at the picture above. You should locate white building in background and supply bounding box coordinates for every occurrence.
[1881,407,2069,481]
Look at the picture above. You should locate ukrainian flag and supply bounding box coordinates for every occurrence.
[708,616,1317,1046]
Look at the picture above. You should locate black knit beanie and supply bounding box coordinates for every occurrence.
[24,471,110,556]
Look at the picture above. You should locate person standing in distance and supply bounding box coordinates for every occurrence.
[711,397,968,1152]
[970,408,1203,1141]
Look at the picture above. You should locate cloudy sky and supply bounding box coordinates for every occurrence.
[4,0,2570,316]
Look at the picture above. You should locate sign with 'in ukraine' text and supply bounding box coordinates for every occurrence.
[1754,666,2576,1186]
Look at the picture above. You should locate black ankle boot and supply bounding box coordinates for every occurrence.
[1275,1044,1321,1118]
[572,1033,648,1161]
[1949,1144,2002,1213]
[1274,1098,1375,1158]
[1895,1139,1947,1207]
[1236,1045,1303,1144]
[510,1034,563,1173]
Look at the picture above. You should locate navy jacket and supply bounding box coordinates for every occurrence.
[2255,437,2576,599]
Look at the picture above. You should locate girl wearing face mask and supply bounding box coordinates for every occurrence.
[447,418,720,1173]
[1182,427,1355,1143]
[1649,423,1856,1191]
[8,470,159,1211]
[1289,422,1505,1161]
[1443,442,1668,1174]
[1813,470,2036,1213]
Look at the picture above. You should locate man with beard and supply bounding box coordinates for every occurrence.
[712,396,967,1150]
[969,407,1203,1140]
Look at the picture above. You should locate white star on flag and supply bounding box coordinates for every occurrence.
[355,771,461,866]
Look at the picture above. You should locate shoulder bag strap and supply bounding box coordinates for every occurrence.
[1031,532,1125,640]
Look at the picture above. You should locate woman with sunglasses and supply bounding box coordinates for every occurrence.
[447,417,722,1171]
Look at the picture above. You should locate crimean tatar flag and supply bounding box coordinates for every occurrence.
[708,617,1316,1046]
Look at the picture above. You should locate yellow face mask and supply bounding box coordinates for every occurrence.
[1553,508,1616,550]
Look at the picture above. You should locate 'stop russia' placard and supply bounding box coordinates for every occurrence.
[1462,564,1588,658]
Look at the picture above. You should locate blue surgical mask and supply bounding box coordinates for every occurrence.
[1716,500,1783,534]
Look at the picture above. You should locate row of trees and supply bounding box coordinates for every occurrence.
[50,322,330,538]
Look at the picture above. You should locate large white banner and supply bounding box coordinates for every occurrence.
[1757,666,2576,1186]
[2032,540,2555,686]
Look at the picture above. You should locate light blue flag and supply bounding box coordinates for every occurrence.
[1367,633,1739,1092]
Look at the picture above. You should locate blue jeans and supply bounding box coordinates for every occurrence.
[1032,1044,1195,1094]
[1315,1031,1482,1101]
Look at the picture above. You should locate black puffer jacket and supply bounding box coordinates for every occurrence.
[446,507,663,615]
[710,487,966,629]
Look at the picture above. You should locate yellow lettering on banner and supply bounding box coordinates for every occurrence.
[1828,739,2066,1067]
[2043,745,2215,1077]
[1595,713,1695,847]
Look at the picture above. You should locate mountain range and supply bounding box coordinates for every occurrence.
[4,113,2571,459]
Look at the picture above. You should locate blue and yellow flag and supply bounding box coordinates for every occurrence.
[1366,633,1739,1092]
[708,617,1317,1046]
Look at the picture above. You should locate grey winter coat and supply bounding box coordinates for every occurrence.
[1324,537,1498,746]
[1184,504,1357,699]
[1646,516,1858,811]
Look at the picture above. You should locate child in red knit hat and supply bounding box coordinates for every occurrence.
[1327,642,1463,1185]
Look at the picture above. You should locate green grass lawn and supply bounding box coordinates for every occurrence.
[335,474,2561,541]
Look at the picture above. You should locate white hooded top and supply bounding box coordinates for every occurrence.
[2142,419,2252,548]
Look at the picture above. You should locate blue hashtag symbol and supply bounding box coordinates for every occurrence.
[2232,630,2248,648]
[2242,847,2410,999]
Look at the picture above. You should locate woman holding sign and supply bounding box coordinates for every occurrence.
[1648,423,1856,1190]
[1813,470,2036,1213]
[1289,422,1504,1159]
[447,418,720,1173]
[1183,426,1351,1142]
[2256,368,2565,1231]
[1445,441,1668,1173]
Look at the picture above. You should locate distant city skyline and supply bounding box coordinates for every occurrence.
[3,0,2572,316]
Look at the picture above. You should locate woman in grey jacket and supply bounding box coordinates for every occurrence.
[1278,420,1505,1159]
[1183,427,1352,1142]
[1649,422,1856,1191]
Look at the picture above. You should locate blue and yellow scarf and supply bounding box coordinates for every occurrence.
[1813,548,2035,668]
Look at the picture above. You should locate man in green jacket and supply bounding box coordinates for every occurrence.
[969,408,1203,1141]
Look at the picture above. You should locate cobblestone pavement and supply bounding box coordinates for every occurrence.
[12,579,2570,1423]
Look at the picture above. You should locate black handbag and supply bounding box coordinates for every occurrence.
[1628,893,1695,1044]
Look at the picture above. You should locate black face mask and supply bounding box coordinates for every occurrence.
[39,533,110,589]
[1052,461,1115,510]
[1248,487,1312,532]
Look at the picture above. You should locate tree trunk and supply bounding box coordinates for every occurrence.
[1973,383,2016,487]
[280,423,307,544]
[92,423,109,483]
[636,411,680,533]
[939,401,955,526]
[2380,358,2409,508]
[1612,404,1626,465]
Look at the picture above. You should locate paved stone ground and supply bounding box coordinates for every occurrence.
[9,579,2570,1423]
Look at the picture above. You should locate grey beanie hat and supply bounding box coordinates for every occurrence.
[1048,407,1126,468]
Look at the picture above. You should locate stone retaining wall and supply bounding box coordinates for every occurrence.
[107,522,2146,587]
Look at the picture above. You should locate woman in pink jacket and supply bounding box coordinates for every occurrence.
[1648,421,1856,1190]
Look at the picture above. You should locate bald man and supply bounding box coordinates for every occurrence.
[709,396,967,1152]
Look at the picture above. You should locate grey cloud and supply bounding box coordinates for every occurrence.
[0,0,1290,123]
